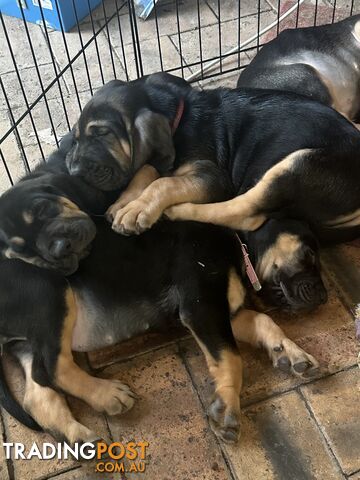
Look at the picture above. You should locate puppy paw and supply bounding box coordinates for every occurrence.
[270,339,321,378]
[111,199,161,235]
[90,380,137,416]
[207,396,241,444]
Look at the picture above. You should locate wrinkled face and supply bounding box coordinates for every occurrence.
[255,231,327,311]
[66,103,133,191]
[66,78,176,191]
[0,183,96,275]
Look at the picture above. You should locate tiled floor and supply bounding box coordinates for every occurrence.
[0,0,359,479]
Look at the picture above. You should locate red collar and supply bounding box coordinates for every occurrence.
[171,98,184,134]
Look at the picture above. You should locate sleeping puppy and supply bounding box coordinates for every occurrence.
[237,15,360,123]
[241,219,327,311]
[107,164,328,312]
[66,72,360,245]
[0,147,319,445]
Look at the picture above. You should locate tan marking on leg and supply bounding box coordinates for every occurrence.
[189,329,242,443]
[20,355,98,443]
[54,288,137,416]
[231,309,320,377]
[326,208,360,228]
[256,233,301,280]
[166,150,309,231]
[111,162,211,234]
[227,267,245,314]
[107,164,160,219]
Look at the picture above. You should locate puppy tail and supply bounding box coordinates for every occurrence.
[0,357,41,431]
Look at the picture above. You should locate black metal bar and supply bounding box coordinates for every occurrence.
[217,0,222,73]
[277,0,281,36]
[350,0,355,16]
[71,0,94,95]
[86,0,105,84]
[0,4,127,146]
[54,0,82,112]
[256,0,261,53]
[296,0,300,28]
[0,11,45,162]
[0,147,14,186]
[237,0,241,67]
[127,0,141,78]
[154,0,164,72]
[175,0,184,78]
[332,0,337,23]
[37,1,71,131]
[114,0,129,80]
[101,1,117,78]
[314,0,319,26]
[129,0,144,77]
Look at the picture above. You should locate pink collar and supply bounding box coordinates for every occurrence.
[171,98,185,134]
[236,234,262,291]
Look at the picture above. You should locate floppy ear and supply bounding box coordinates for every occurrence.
[130,109,175,174]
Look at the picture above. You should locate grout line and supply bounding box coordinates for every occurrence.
[241,363,358,410]
[92,335,191,373]
[41,466,82,480]
[95,20,127,80]
[177,343,238,480]
[298,387,347,479]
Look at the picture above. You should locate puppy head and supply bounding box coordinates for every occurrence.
[66,78,177,191]
[0,179,96,275]
[244,219,327,311]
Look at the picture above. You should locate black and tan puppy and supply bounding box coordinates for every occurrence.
[237,15,360,123]
[0,142,319,444]
[241,219,327,311]
[66,73,360,244]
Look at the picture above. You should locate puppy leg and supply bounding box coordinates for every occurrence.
[54,289,137,416]
[106,165,160,221]
[111,160,232,235]
[179,293,242,444]
[166,150,304,231]
[18,352,99,443]
[231,309,320,378]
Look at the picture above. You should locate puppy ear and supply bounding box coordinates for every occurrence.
[130,109,175,174]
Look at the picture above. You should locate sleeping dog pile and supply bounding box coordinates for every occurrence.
[0,15,359,445]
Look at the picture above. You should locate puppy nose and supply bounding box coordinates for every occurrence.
[50,239,72,258]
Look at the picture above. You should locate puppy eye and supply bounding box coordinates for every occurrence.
[94,127,111,136]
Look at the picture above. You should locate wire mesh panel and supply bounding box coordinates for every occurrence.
[0,0,358,193]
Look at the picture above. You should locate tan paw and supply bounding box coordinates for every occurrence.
[111,199,161,235]
[269,338,320,378]
[207,396,241,444]
[90,380,137,416]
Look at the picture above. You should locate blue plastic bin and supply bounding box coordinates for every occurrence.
[0,0,103,31]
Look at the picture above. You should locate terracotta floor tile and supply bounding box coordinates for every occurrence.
[322,245,360,311]
[225,391,344,480]
[102,345,230,480]
[87,326,188,369]
[301,368,360,476]
[181,298,358,409]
